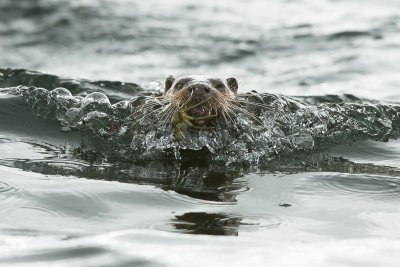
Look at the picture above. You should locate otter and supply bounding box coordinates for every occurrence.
[164,75,238,124]
[129,74,268,141]
[158,75,241,140]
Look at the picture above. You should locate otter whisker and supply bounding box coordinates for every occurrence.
[205,95,232,124]
[176,91,194,109]
[219,107,242,132]
[219,110,230,125]
[234,99,273,110]
[158,105,177,127]
[159,103,176,114]
[227,103,262,123]
[132,104,164,120]
[223,101,263,126]
[129,100,163,116]
[219,105,236,124]
[162,106,177,123]
[131,100,160,110]
[185,95,213,111]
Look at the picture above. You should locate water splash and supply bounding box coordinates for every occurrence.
[2,85,400,164]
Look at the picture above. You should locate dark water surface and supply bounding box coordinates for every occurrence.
[1,0,400,266]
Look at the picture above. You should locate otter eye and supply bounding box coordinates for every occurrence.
[175,83,184,90]
[215,82,225,91]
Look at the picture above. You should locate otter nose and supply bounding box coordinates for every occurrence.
[188,84,210,94]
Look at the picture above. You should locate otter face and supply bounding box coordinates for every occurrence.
[165,75,238,100]
[164,75,239,128]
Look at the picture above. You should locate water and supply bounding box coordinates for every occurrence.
[1,0,400,266]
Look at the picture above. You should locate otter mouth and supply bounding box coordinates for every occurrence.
[173,95,218,141]
[188,105,212,126]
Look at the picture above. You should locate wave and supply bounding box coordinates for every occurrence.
[1,68,400,165]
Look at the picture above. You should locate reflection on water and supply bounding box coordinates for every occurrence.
[1,150,400,265]
[171,212,241,236]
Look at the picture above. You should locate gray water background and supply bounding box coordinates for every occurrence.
[1,0,400,266]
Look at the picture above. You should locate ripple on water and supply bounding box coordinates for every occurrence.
[218,181,252,194]
[0,205,66,229]
[296,173,400,201]
[0,180,14,193]
[0,138,59,162]
[236,214,287,230]
[0,180,18,206]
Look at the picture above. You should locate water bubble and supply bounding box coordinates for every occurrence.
[112,100,131,119]
[81,92,110,107]
[64,108,82,125]
[50,87,72,98]
[80,92,112,115]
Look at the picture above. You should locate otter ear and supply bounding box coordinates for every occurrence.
[226,77,238,94]
[165,75,175,92]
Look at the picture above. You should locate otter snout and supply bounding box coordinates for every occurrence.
[186,83,211,102]
[188,84,210,94]
[183,83,213,126]
[186,84,211,98]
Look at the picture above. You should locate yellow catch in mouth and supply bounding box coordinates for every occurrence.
[172,95,217,141]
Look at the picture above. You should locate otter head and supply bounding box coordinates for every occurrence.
[164,75,238,126]
[165,75,238,96]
